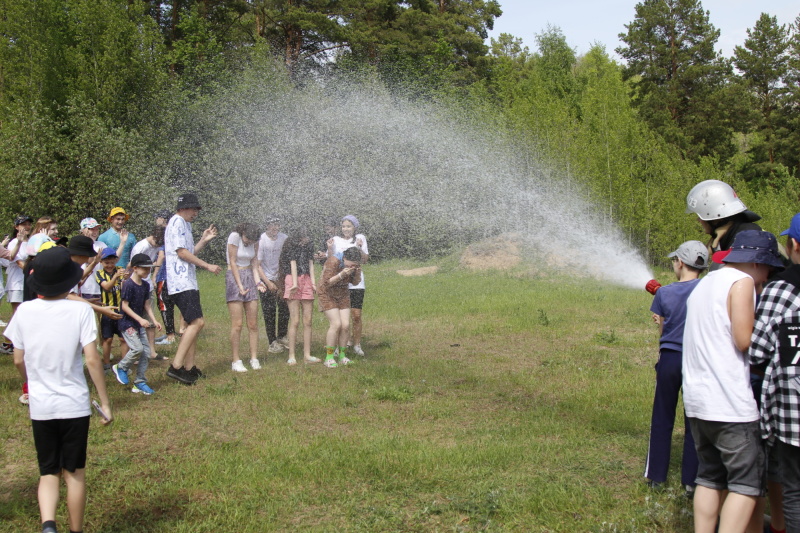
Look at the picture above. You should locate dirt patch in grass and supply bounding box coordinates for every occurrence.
[459,233,522,271]
[397,266,439,276]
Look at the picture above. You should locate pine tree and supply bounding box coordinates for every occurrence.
[617,0,734,161]
[733,13,790,173]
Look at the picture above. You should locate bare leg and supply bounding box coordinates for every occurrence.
[301,300,313,359]
[351,307,362,345]
[228,302,244,362]
[102,337,113,366]
[287,300,300,362]
[64,469,86,533]
[695,486,724,533]
[324,309,342,347]
[38,473,61,525]
[747,497,765,533]
[172,318,204,370]
[719,493,758,533]
[244,300,259,360]
[146,325,157,359]
[337,308,351,346]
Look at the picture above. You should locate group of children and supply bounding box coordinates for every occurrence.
[224,214,369,371]
[645,179,800,533]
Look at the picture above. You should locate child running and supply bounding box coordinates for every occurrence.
[318,247,362,367]
[279,226,320,365]
[5,246,113,533]
[644,240,707,493]
[112,254,161,395]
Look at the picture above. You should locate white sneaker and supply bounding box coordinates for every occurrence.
[0,319,7,327]
[277,336,289,348]
[250,358,261,370]
[339,356,351,366]
[231,360,248,372]
[267,340,284,353]
[353,344,365,356]
[19,393,29,405]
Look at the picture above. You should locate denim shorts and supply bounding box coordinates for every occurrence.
[689,418,765,496]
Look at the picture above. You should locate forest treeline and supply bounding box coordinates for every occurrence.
[1,0,799,263]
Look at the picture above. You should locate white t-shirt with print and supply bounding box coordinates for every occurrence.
[332,234,368,290]
[227,232,256,268]
[165,214,197,294]
[258,232,287,281]
[5,238,29,292]
[5,299,97,420]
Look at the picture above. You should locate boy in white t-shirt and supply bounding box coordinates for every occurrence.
[164,193,221,385]
[5,246,112,533]
[683,230,784,533]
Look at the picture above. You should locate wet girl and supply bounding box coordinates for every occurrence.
[318,247,362,367]
[279,227,320,365]
[329,215,369,356]
[227,222,266,372]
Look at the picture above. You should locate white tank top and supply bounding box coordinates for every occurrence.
[683,267,758,422]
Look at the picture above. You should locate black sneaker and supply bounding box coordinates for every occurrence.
[166,365,195,385]
[188,366,204,379]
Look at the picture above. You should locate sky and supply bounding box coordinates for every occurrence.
[486,0,799,61]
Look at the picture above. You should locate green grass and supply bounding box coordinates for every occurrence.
[0,261,697,532]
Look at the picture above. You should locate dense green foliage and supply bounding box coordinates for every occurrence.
[1,0,799,264]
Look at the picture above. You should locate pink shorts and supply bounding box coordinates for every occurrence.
[284,274,314,300]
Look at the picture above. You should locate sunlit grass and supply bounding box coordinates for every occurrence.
[0,261,696,532]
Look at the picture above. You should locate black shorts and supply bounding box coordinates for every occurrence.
[100,316,122,339]
[349,289,365,310]
[172,289,203,323]
[32,416,91,475]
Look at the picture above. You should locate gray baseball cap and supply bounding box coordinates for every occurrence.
[667,240,709,269]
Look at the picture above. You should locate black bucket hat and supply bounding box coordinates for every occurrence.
[723,230,784,269]
[29,247,84,297]
[66,235,97,257]
[176,193,201,210]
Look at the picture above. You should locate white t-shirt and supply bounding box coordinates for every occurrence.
[165,214,196,294]
[79,241,107,296]
[258,232,287,281]
[226,232,256,268]
[5,299,97,420]
[131,237,159,285]
[5,238,28,292]
[683,267,759,423]
[332,234,368,289]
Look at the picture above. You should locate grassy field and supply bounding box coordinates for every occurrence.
[0,258,698,532]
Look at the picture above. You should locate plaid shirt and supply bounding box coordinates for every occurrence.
[749,278,800,447]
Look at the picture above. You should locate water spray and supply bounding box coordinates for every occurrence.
[185,77,655,288]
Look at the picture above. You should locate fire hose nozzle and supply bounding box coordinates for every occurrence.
[645,279,662,295]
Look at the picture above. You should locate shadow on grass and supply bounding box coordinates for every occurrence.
[93,491,190,532]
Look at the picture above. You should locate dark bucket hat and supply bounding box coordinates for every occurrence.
[66,235,97,257]
[28,247,84,297]
[176,193,201,210]
[723,230,784,269]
